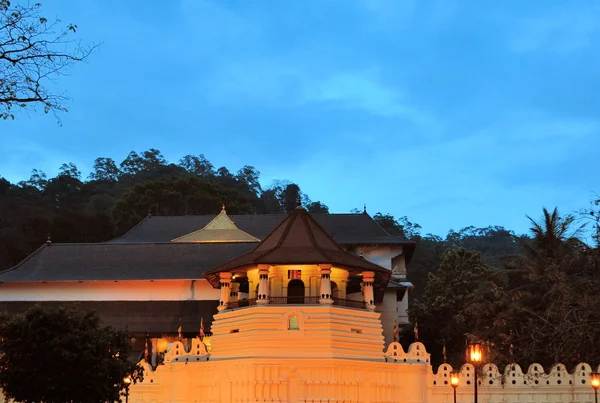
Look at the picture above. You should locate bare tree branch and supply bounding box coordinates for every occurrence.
[0,0,99,123]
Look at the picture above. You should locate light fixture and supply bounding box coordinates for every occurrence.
[467,342,483,403]
[591,372,600,403]
[450,371,459,403]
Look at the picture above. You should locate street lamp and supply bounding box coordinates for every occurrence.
[123,375,132,403]
[467,342,483,403]
[450,371,459,403]
[591,372,600,403]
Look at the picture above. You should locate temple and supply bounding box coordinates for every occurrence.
[0,205,414,363]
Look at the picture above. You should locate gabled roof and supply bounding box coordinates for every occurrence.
[109,212,415,262]
[0,243,255,282]
[204,207,391,288]
[171,206,259,243]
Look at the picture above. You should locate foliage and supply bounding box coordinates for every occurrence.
[0,305,142,403]
[0,0,97,121]
[405,248,492,367]
[470,208,600,369]
[373,212,422,240]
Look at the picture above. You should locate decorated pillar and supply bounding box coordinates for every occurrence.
[362,271,376,311]
[230,282,240,303]
[150,338,158,368]
[319,264,333,304]
[257,264,270,305]
[217,272,232,312]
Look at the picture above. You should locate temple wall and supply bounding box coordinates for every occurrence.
[0,279,219,301]
[127,341,599,403]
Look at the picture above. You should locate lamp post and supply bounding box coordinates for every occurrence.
[467,342,483,403]
[123,375,132,403]
[591,372,600,403]
[450,371,459,403]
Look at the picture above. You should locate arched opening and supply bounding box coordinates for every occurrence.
[331,281,342,299]
[288,315,299,330]
[287,279,305,304]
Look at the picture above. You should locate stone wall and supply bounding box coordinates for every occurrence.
[128,340,599,403]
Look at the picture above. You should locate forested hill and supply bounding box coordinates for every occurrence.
[0,149,597,295]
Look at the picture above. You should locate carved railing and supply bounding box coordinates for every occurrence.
[226,297,366,309]
[269,296,320,305]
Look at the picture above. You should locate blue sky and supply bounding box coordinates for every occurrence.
[1,0,599,237]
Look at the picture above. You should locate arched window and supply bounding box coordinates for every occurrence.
[288,315,299,330]
[331,281,342,299]
[287,279,305,304]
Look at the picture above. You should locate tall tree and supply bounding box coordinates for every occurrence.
[0,1,97,121]
[89,157,120,182]
[0,305,142,403]
[406,248,491,367]
[179,154,215,177]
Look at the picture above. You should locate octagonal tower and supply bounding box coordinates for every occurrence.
[203,205,392,361]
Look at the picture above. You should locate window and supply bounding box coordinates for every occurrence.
[288,315,299,330]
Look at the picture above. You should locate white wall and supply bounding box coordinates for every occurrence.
[0,279,220,301]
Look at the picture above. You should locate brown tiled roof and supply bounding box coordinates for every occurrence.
[109,213,415,262]
[0,300,218,336]
[204,208,391,287]
[0,243,255,282]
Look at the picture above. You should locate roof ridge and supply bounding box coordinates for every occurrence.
[3,243,48,273]
[106,215,152,242]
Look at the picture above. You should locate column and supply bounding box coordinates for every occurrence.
[230,282,240,304]
[257,264,270,305]
[319,264,333,304]
[150,338,158,368]
[362,271,376,311]
[217,272,232,312]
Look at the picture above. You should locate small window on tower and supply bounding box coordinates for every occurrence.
[288,315,299,330]
[288,270,302,279]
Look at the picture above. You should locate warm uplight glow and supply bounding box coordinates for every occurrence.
[450,372,459,388]
[468,342,483,364]
[591,372,600,389]
[123,376,132,385]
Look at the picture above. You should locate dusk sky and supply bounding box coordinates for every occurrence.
[1,0,599,238]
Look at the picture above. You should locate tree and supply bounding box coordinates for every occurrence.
[112,176,254,234]
[306,201,329,213]
[472,207,600,368]
[179,154,215,177]
[89,157,120,182]
[0,1,97,121]
[236,165,262,196]
[120,149,168,176]
[0,305,142,403]
[406,248,491,367]
[373,212,421,239]
[58,162,81,180]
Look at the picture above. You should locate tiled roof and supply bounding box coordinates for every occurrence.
[110,213,415,251]
[0,300,218,336]
[205,208,392,288]
[0,243,255,282]
[171,207,259,243]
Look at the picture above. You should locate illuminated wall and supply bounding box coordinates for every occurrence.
[128,341,599,403]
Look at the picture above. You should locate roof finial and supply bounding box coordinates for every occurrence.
[221,204,226,213]
[363,203,367,214]
[46,235,51,246]
[295,195,302,209]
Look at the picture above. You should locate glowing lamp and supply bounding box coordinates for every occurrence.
[591,372,600,389]
[123,376,132,385]
[468,342,483,364]
[450,372,459,389]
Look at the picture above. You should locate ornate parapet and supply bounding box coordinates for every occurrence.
[384,342,431,365]
[431,361,600,403]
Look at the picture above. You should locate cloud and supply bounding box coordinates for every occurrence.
[509,5,599,53]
